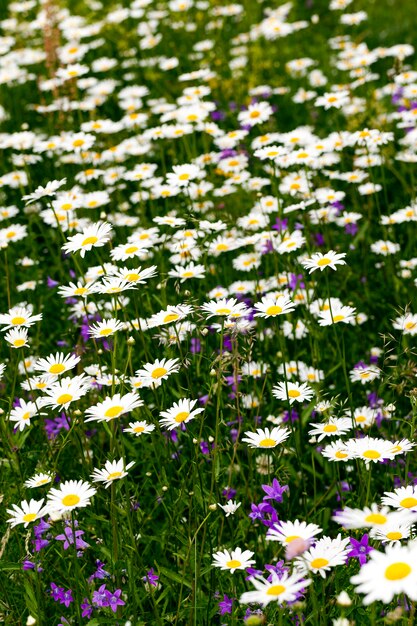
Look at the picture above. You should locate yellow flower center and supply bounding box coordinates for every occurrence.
[335,451,348,459]
[22,411,31,421]
[182,271,194,278]
[175,411,190,423]
[104,405,124,419]
[57,393,73,405]
[333,315,345,322]
[107,471,123,480]
[226,559,241,568]
[152,367,167,379]
[288,390,301,398]
[266,584,286,596]
[323,424,337,433]
[82,236,98,246]
[216,243,228,251]
[6,231,16,238]
[297,152,309,159]
[74,287,87,295]
[62,494,81,507]
[126,273,140,282]
[399,497,417,508]
[178,173,190,181]
[216,308,231,315]
[73,139,85,147]
[285,535,301,543]
[317,258,331,266]
[386,532,403,541]
[364,513,387,524]
[310,558,329,569]
[125,246,138,254]
[11,316,26,325]
[385,562,412,581]
[356,415,366,423]
[99,328,113,336]
[134,426,145,433]
[49,363,66,374]
[327,96,338,103]
[405,322,416,330]
[163,313,179,323]
[259,438,276,447]
[23,513,37,523]
[13,339,26,347]
[250,110,261,118]
[363,450,381,459]
[265,305,283,316]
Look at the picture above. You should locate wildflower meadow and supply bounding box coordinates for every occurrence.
[2,0,417,624]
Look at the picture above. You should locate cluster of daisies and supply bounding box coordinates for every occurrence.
[2,0,417,623]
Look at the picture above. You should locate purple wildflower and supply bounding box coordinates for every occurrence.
[261,478,288,504]
[218,594,233,615]
[347,534,373,565]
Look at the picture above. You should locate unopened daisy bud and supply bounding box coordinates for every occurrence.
[127,336,135,345]
[210,369,216,376]
[386,608,404,623]
[97,349,103,355]
[311,14,319,23]
[162,485,168,492]
[189,491,194,496]
[146,472,151,477]
[73,409,82,416]
[201,328,208,336]
[184,290,191,297]
[208,503,217,511]
[192,438,198,444]
[208,436,214,443]
[100,211,107,219]
[244,616,265,626]
[26,617,36,626]
[336,591,352,607]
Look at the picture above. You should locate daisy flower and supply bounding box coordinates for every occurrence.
[91,458,135,488]
[254,295,296,318]
[349,364,380,384]
[350,543,417,605]
[46,480,97,516]
[147,304,193,328]
[85,392,143,423]
[315,90,350,109]
[272,381,314,405]
[333,504,396,529]
[370,521,414,545]
[0,305,42,331]
[124,421,155,436]
[9,399,41,431]
[22,178,66,204]
[6,498,48,528]
[115,265,158,284]
[267,519,322,545]
[296,534,351,578]
[159,398,204,430]
[381,486,417,511]
[88,318,125,338]
[200,298,248,319]
[240,570,311,606]
[345,436,396,464]
[318,304,356,326]
[308,417,352,442]
[39,374,91,410]
[301,250,347,273]
[321,440,353,462]
[241,426,290,449]
[4,327,29,348]
[392,313,417,335]
[58,282,100,298]
[351,406,377,428]
[35,352,81,376]
[62,222,112,258]
[168,262,206,282]
[211,547,256,573]
[25,473,53,489]
[166,164,201,187]
[135,358,181,385]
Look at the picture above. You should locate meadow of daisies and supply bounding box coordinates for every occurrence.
[3,0,417,624]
